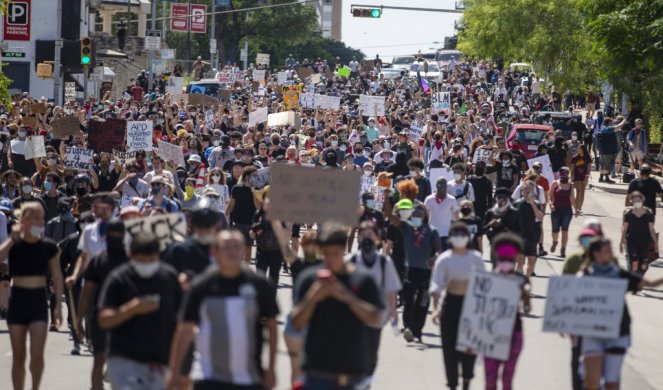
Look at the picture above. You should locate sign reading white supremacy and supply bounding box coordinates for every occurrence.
[157,140,185,167]
[359,95,386,116]
[457,270,522,361]
[127,121,153,152]
[248,107,268,127]
[268,164,361,226]
[64,148,94,169]
[527,155,554,184]
[543,276,628,339]
[124,213,187,252]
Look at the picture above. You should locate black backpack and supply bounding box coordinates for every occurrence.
[350,253,387,287]
[251,217,280,252]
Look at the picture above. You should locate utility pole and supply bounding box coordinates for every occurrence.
[53,0,63,105]
[148,0,157,92]
[242,12,248,70]
[162,1,167,40]
[210,0,216,72]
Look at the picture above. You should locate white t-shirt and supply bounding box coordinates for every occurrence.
[429,250,485,296]
[447,180,475,204]
[121,178,149,198]
[77,220,107,258]
[424,193,459,236]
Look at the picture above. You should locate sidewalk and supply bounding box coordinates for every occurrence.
[588,170,629,195]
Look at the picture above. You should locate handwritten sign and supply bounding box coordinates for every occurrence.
[429,167,455,192]
[543,276,627,338]
[88,119,126,153]
[188,93,218,107]
[113,149,136,166]
[253,69,266,82]
[457,270,521,361]
[24,136,46,160]
[127,121,153,152]
[51,115,81,139]
[360,176,377,197]
[267,112,296,127]
[256,53,270,66]
[473,148,493,164]
[157,140,185,167]
[248,107,268,127]
[64,148,94,170]
[527,155,554,184]
[409,126,423,140]
[277,71,289,85]
[432,91,451,114]
[359,95,385,116]
[124,213,187,252]
[268,164,361,226]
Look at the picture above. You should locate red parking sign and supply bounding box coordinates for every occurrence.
[170,3,189,33]
[189,4,207,33]
[3,0,30,41]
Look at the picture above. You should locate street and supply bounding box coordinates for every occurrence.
[1,186,662,389]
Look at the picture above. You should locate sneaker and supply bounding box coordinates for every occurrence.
[598,176,605,183]
[550,241,558,253]
[605,178,616,184]
[538,244,548,257]
[70,343,81,356]
[49,324,58,332]
[403,328,414,343]
[414,337,423,344]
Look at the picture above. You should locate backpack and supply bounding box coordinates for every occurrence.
[251,217,280,252]
[350,253,387,288]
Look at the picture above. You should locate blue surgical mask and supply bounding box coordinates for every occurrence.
[410,217,423,228]
[44,181,53,192]
[365,199,376,209]
[579,236,592,249]
[590,262,618,277]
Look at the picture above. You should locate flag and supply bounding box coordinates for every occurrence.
[195,163,206,195]
[417,70,430,93]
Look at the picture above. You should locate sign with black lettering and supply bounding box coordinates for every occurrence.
[87,119,126,153]
[126,121,153,152]
[64,147,94,170]
[124,213,187,252]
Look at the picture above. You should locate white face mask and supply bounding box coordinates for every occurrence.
[409,170,417,177]
[633,201,643,208]
[449,235,469,248]
[30,225,45,237]
[22,185,32,194]
[131,260,160,278]
[571,135,578,141]
[211,175,221,183]
[213,140,221,147]
[339,145,347,152]
[454,173,462,181]
[363,170,373,177]
[192,233,216,245]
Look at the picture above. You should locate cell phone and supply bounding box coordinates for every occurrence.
[316,269,335,282]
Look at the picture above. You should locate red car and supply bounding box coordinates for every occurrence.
[506,124,553,159]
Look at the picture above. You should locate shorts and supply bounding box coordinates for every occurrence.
[523,241,538,257]
[291,224,301,239]
[600,153,616,171]
[90,316,108,355]
[582,335,631,355]
[107,356,167,390]
[283,312,305,338]
[232,223,253,246]
[630,148,645,162]
[7,286,48,325]
[627,242,650,264]
[551,207,573,232]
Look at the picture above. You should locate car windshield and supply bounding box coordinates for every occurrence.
[421,53,436,60]
[437,52,459,61]
[393,56,415,65]
[516,129,547,145]
[187,83,220,95]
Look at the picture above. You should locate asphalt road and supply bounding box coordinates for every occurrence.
[2,186,663,389]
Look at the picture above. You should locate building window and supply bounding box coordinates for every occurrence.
[323,0,332,4]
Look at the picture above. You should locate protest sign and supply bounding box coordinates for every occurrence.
[124,213,187,252]
[10,140,25,155]
[88,119,126,153]
[359,95,385,116]
[253,69,266,82]
[256,53,270,66]
[23,115,39,129]
[276,71,289,85]
[338,66,351,77]
[166,76,184,94]
[127,121,153,152]
[268,164,361,226]
[457,270,522,361]
[64,148,94,170]
[29,102,47,115]
[157,140,185,167]
[248,107,268,127]
[317,95,341,110]
[299,92,315,109]
[113,149,136,166]
[432,91,451,114]
[409,126,423,140]
[51,115,82,139]
[527,155,554,184]
[205,110,214,130]
[24,136,46,160]
[283,87,300,110]
[543,276,627,338]
[360,176,377,197]
[473,148,493,164]
[254,167,270,189]
[187,93,217,107]
[297,68,313,81]
[372,179,392,211]
[310,73,321,85]
[267,112,296,127]
[429,167,455,192]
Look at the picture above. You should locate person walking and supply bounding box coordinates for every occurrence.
[620,191,657,273]
[626,119,647,173]
[548,167,575,258]
[570,145,591,215]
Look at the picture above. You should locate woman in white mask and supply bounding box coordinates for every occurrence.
[429,222,484,390]
[205,167,230,210]
[620,191,657,273]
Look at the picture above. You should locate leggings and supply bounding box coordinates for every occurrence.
[440,293,476,389]
[401,268,431,339]
[484,331,523,390]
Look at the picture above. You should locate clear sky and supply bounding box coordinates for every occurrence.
[341,0,463,61]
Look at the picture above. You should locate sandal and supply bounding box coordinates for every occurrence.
[550,241,558,253]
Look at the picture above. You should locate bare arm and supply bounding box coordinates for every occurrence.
[167,322,197,384]
[98,297,158,330]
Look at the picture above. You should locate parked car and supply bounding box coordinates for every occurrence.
[436,49,462,69]
[391,56,416,71]
[534,111,582,139]
[506,124,554,159]
[380,68,405,80]
[410,61,442,80]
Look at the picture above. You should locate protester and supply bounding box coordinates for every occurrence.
[620,191,657,273]
[548,167,576,258]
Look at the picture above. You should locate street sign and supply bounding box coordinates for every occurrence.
[210,39,217,52]
[1,51,25,58]
[171,3,189,32]
[240,48,248,61]
[189,4,207,33]
[3,0,31,41]
[161,49,175,60]
[144,30,161,51]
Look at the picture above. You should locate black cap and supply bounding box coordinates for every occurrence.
[495,187,511,197]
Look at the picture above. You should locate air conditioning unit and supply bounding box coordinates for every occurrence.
[37,62,53,78]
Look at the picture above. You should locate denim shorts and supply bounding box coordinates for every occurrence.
[284,312,306,338]
[551,207,573,232]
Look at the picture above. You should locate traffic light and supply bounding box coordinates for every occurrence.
[80,37,92,66]
[351,7,381,18]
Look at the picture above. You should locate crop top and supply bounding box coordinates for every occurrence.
[8,238,58,278]
[429,249,485,296]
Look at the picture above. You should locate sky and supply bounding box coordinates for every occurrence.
[341,0,463,61]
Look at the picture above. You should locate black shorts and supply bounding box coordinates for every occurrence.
[232,223,253,246]
[90,316,108,354]
[523,241,538,257]
[7,286,48,325]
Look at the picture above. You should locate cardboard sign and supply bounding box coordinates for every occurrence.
[24,136,46,160]
[543,276,628,338]
[157,140,185,167]
[429,167,455,192]
[256,53,270,66]
[277,71,289,85]
[29,102,47,115]
[359,95,386,116]
[166,77,184,94]
[124,213,187,252]
[10,139,25,155]
[88,119,127,153]
[127,121,153,152]
[457,270,522,361]
[248,107,268,127]
[267,112,296,127]
[51,115,81,139]
[297,68,313,81]
[527,155,554,184]
[473,148,493,164]
[187,93,217,107]
[253,69,266,82]
[113,149,136,167]
[432,91,451,114]
[64,148,94,170]
[267,164,361,226]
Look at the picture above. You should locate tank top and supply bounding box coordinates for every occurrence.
[553,184,572,209]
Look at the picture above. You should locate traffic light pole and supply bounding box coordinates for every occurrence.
[83,65,88,100]
[350,4,464,14]
[53,0,62,105]
[148,0,157,92]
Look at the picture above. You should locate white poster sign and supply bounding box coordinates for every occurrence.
[127,121,153,152]
[10,139,25,155]
[267,111,296,127]
[157,140,185,167]
[457,270,522,361]
[277,71,289,85]
[359,95,386,116]
[473,148,493,164]
[256,53,270,66]
[124,213,187,251]
[24,136,46,160]
[64,148,94,170]
[543,276,628,338]
[248,107,268,127]
[432,91,451,113]
[527,155,554,184]
[429,167,455,192]
[113,150,136,167]
[253,69,266,82]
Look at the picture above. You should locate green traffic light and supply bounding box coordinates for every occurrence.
[371,8,381,17]
[81,56,91,65]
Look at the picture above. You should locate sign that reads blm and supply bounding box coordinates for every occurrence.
[268,164,361,226]
[456,270,522,361]
[127,121,153,152]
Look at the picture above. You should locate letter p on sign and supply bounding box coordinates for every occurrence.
[9,2,28,24]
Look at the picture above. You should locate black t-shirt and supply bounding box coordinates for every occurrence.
[230,184,256,224]
[489,162,520,190]
[96,167,120,192]
[627,178,662,215]
[162,238,211,278]
[83,250,129,316]
[99,262,182,364]
[624,209,654,245]
[461,216,484,250]
[58,232,81,277]
[40,193,61,222]
[9,238,58,277]
[483,207,523,240]
[386,223,405,267]
[514,199,542,241]
[294,265,385,375]
[466,175,493,218]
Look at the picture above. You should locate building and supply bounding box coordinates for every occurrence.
[311,0,342,41]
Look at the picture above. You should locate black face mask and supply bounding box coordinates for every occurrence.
[460,207,472,216]
[76,187,87,197]
[360,237,378,266]
[474,167,485,176]
[106,235,126,256]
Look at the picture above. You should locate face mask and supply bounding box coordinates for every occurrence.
[560,175,569,184]
[192,233,216,245]
[22,185,32,194]
[409,170,417,177]
[571,135,577,141]
[449,235,469,248]
[475,168,485,176]
[75,187,87,197]
[213,140,221,147]
[363,169,373,177]
[44,181,53,192]
[460,207,472,216]
[633,201,643,208]
[211,174,221,183]
[410,216,423,228]
[501,160,511,167]
[454,173,462,181]
[365,199,376,209]
[483,139,489,145]
[339,145,347,152]
[579,236,593,249]
[496,261,515,272]
[383,141,390,148]
[331,140,338,147]
[185,185,195,197]
[360,237,376,253]
[30,225,45,237]
[48,159,57,166]
[150,185,161,195]
[18,131,26,138]
[130,260,160,278]
[591,262,618,276]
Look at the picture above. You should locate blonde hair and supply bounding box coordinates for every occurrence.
[17,201,44,221]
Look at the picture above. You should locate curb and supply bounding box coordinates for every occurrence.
[588,181,628,195]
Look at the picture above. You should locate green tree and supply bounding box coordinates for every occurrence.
[0,0,13,106]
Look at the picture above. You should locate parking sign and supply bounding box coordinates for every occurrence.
[189,4,207,33]
[3,0,30,41]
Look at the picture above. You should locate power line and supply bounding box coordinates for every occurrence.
[357,42,441,49]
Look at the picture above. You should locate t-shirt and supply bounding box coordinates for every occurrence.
[294,265,384,375]
[429,250,485,295]
[514,199,542,240]
[466,175,493,218]
[9,238,58,277]
[230,184,256,224]
[424,193,458,236]
[447,180,475,204]
[209,146,235,170]
[400,222,440,269]
[98,262,181,364]
[96,168,120,192]
[627,178,662,215]
[162,238,212,279]
[460,216,484,250]
[121,179,149,198]
[181,268,278,385]
[83,250,129,316]
[78,221,107,258]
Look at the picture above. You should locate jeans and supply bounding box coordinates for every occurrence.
[107,356,167,390]
[484,331,523,390]
[256,250,283,286]
[401,268,431,338]
[550,207,573,232]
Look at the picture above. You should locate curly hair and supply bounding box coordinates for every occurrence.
[396,179,419,201]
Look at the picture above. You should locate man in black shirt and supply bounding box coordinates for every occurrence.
[466,162,493,219]
[98,232,182,389]
[95,152,122,192]
[292,224,384,388]
[626,164,663,219]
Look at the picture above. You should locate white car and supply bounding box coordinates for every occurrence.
[437,49,462,70]
[409,61,442,80]
[391,56,416,71]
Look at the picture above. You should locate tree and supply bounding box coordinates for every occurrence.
[0,0,13,106]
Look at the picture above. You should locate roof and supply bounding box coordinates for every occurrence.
[512,124,553,131]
